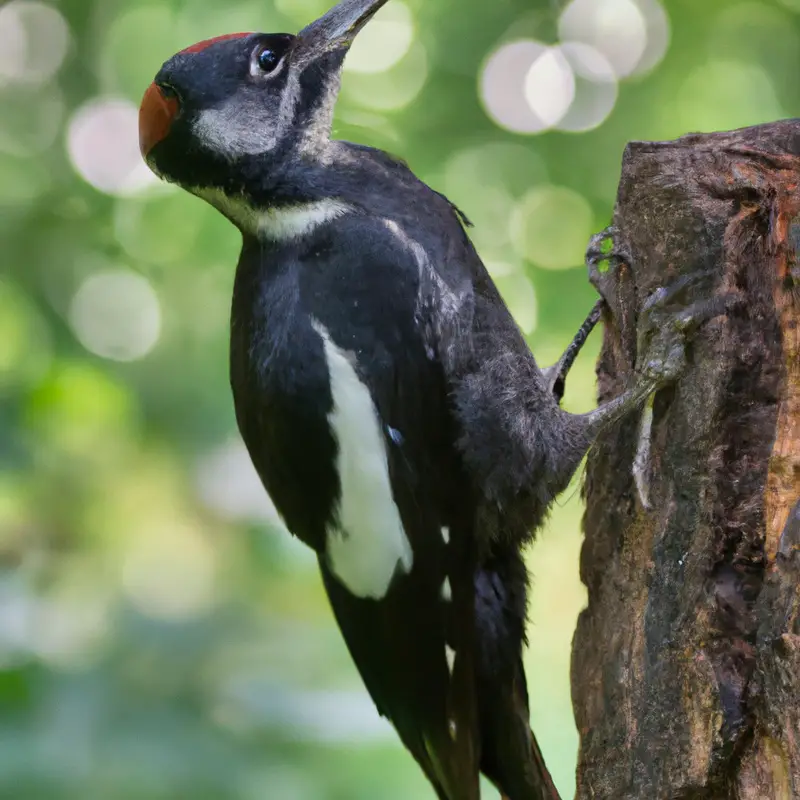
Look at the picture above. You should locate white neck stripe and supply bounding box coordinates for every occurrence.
[257,200,350,241]
[192,188,351,241]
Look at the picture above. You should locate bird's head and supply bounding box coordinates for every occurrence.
[138,0,388,202]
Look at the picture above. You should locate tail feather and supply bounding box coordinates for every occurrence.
[474,547,561,799]
[482,672,561,800]
[526,729,561,799]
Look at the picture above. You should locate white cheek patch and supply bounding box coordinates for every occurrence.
[193,103,279,157]
[192,70,301,160]
[312,320,414,599]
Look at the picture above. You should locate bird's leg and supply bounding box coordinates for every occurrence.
[543,225,635,403]
[541,299,604,403]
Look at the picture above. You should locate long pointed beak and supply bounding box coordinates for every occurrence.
[298,0,390,53]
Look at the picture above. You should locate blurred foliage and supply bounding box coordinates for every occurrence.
[1,0,798,797]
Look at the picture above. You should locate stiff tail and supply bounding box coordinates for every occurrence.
[474,547,562,800]
[523,729,561,800]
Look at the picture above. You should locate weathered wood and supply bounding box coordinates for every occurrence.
[572,120,800,799]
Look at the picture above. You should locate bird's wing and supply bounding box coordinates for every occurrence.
[297,210,559,798]
[296,219,483,799]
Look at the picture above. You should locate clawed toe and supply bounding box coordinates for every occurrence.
[636,285,739,388]
[585,226,617,266]
[633,395,654,510]
[586,225,631,317]
[640,270,715,314]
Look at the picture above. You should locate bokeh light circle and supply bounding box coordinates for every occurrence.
[674,59,785,135]
[442,142,549,257]
[633,0,670,76]
[344,1,414,74]
[68,270,162,362]
[114,193,204,267]
[342,40,428,111]
[67,97,156,196]
[0,1,70,86]
[481,40,615,135]
[555,43,618,132]
[523,47,576,129]
[558,0,647,78]
[443,141,548,201]
[510,186,594,270]
[480,40,553,134]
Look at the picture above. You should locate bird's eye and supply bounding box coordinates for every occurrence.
[255,46,282,75]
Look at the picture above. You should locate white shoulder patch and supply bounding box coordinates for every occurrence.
[381,217,469,352]
[382,218,428,269]
[192,189,351,241]
[312,320,413,598]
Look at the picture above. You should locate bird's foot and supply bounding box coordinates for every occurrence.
[634,272,727,389]
[585,225,631,320]
[580,273,734,439]
[629,277,738,508]
[583,231,738,509]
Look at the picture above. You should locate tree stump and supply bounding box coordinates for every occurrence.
[572,120,800,798]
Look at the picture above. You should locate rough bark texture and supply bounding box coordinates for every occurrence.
[572,120,800,799]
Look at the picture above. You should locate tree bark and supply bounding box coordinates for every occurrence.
[572,120,800,799]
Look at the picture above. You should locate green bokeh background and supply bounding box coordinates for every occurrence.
[2,0,798,797]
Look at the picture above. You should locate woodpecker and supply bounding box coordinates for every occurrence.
[139,2,700,797]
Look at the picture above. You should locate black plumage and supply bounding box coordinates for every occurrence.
[227,185,551,797]
[138,3,684,797]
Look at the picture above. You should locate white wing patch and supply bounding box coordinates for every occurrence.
[445,645,456,675]
[440,576,452,601]
[312,320,414,599]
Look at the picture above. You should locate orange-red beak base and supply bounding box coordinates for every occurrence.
[139,83,179,158]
